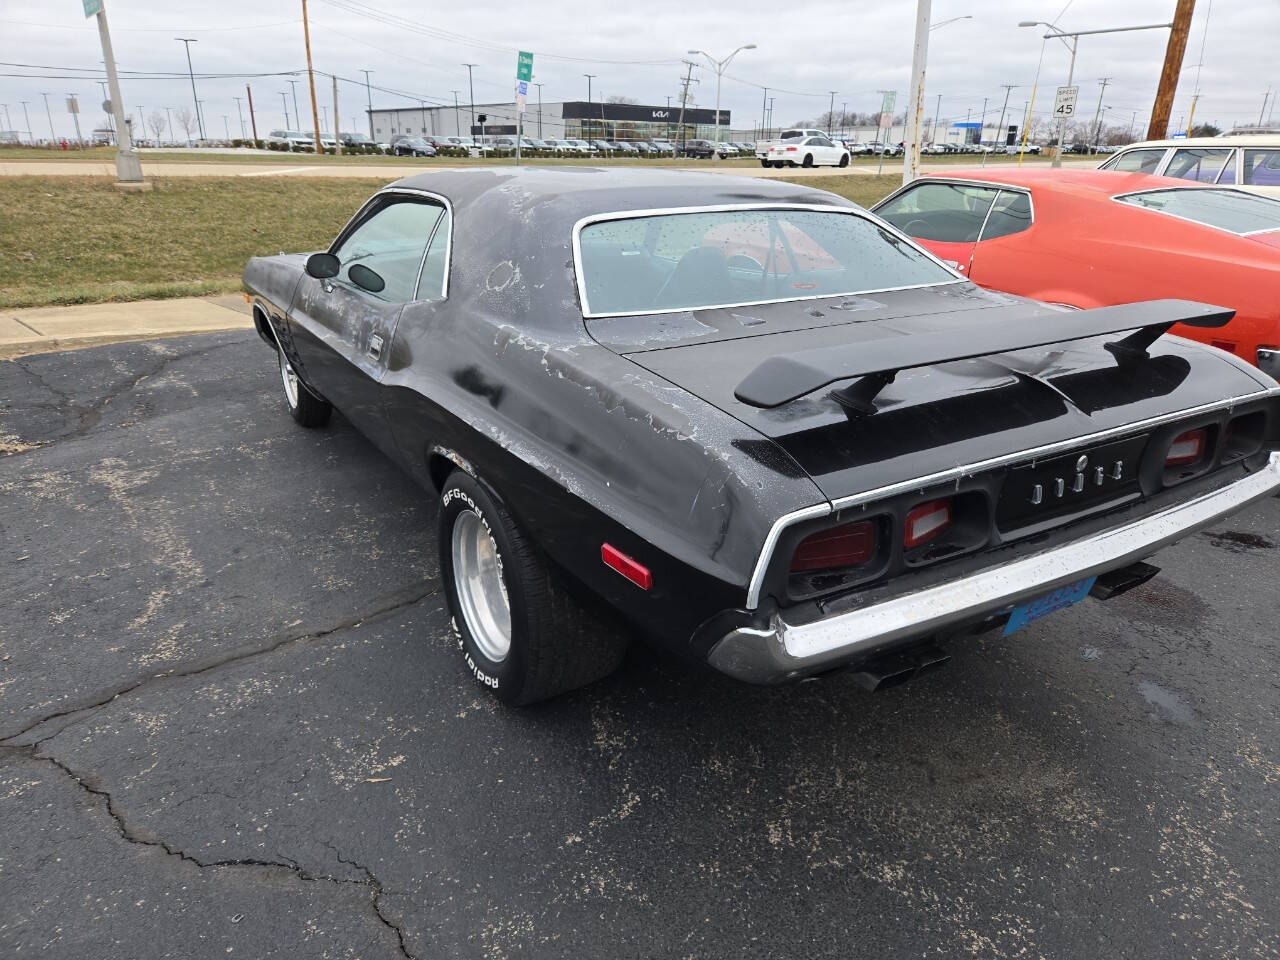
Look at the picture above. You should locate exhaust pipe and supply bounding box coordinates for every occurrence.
[848,643,951,692]
[1089,560,1160,600]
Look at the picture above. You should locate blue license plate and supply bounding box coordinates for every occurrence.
[1004,576,1097,636]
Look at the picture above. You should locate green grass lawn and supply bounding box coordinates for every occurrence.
[0,173,905,310]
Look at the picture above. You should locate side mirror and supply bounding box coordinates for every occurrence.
[348,263,386,294]
[305,252,340,279]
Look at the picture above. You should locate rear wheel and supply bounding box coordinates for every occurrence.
[802,153,814,168]
[759,158,770,168]
[278,350,331,428]
[438,470,628,705]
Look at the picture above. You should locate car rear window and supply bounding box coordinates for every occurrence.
[1116,188,1280,234]
[576,208,957,316]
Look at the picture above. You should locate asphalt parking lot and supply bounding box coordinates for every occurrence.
[2,331,1279,959]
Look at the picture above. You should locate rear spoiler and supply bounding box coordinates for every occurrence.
[733,299,1234,412]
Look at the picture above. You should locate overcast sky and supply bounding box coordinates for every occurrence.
[1,0,1275,140]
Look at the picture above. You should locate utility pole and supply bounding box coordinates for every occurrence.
[332,74,341,153]
[983,84,1016,167]
[300,0,323,154]
[463,64,477,138]
[676,60,696,153]
[767,97,774,134]
[451,90,461,137]
[1147,0,1195,139]
[175,38,204,140]
[1089,77,1111,152]
[233,96,246,139]
[246,85,258,142]
[827,91,836,134]
[361,69,374,140]
[42,92,55,142]
[900,0,933,182]
[761,86,768,138]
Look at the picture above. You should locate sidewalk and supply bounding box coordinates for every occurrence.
[0,294,252,359]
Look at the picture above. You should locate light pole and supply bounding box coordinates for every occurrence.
[42,92,55,143]
[175,38,204,140]
[534,81,543,137]
[584,74,595,142]
[286,79,301,129]
[21,100,32,144]
[165,106,173,143]
[930,14,972,30]
[451,90,461,137]
[361,69,374,140]
[688,44,756,147]
[1019,19,1172,167]
[463,64,477,139]
[234,96,246,139]
[280,92,290,128]
[827,91,836,135]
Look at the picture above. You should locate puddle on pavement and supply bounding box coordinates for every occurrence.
[1137,680,1199,727]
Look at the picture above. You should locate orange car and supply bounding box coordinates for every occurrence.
[873,168,1280,380]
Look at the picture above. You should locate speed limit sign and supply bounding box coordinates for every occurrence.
[1054,85,1079,119]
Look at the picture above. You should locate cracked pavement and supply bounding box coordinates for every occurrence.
[2,332,1279,958]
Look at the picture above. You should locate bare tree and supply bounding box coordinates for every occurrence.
[147,110,168,144]
[605,95,638,104]
[174,106,197,143]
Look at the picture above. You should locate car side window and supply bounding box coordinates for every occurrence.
[978,190,1033,241]
[875,182,1001,243]
[332,198,445,303]
[1102,148,1166,174]
[1164,148,1233,183]
[416,207,452,301]
[1243,149,1280,187]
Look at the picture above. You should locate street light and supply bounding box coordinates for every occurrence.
[930,14,972,30]
[175,38,204,140]
[1018,18,1172,167]
[688,44,756,146]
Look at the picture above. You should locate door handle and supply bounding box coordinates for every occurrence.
[367,333,384,360]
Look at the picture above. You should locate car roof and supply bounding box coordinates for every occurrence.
[1115,135,1280,149]
[919,166,1212,197]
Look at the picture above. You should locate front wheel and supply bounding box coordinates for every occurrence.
[278,350,331,428]
[437,471,628,705]
[838,153,849,167]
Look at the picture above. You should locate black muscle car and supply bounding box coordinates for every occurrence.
[243,168,1280,704]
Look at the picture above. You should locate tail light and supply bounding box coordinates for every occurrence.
[904,498,953,549]
[791,520,876,572]
[1165,428,1207,466]
[785,146,798,152]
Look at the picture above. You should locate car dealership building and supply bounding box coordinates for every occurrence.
[368,100,733,143]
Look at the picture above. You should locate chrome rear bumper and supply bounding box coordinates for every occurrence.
[708,452,1280,684]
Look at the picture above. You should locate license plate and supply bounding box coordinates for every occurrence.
[1003,576,1097,636]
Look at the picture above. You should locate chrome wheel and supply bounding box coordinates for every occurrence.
[279,352,300,409]
[451,508,511,661]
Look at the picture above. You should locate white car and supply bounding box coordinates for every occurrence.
[754,128,829,163]
[1099,135,1280,198]
[764,134,850,169]
[265,129,315,150]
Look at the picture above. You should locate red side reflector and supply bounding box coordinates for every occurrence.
[904,498,952,550]
[601,543,652,590]
[791,521,876,573]
[1166,428,1206,466]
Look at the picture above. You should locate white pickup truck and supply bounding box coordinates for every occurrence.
[754,129,827,166]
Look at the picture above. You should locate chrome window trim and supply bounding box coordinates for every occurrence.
[327,186,454,302]
[1164,145,1235,185]
[570,202,968,320]
[746,387,1280,610]
[1098,146,1172,174]
[1110,185,1280,238]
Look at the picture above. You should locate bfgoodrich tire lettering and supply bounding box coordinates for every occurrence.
[437,470,628,705]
